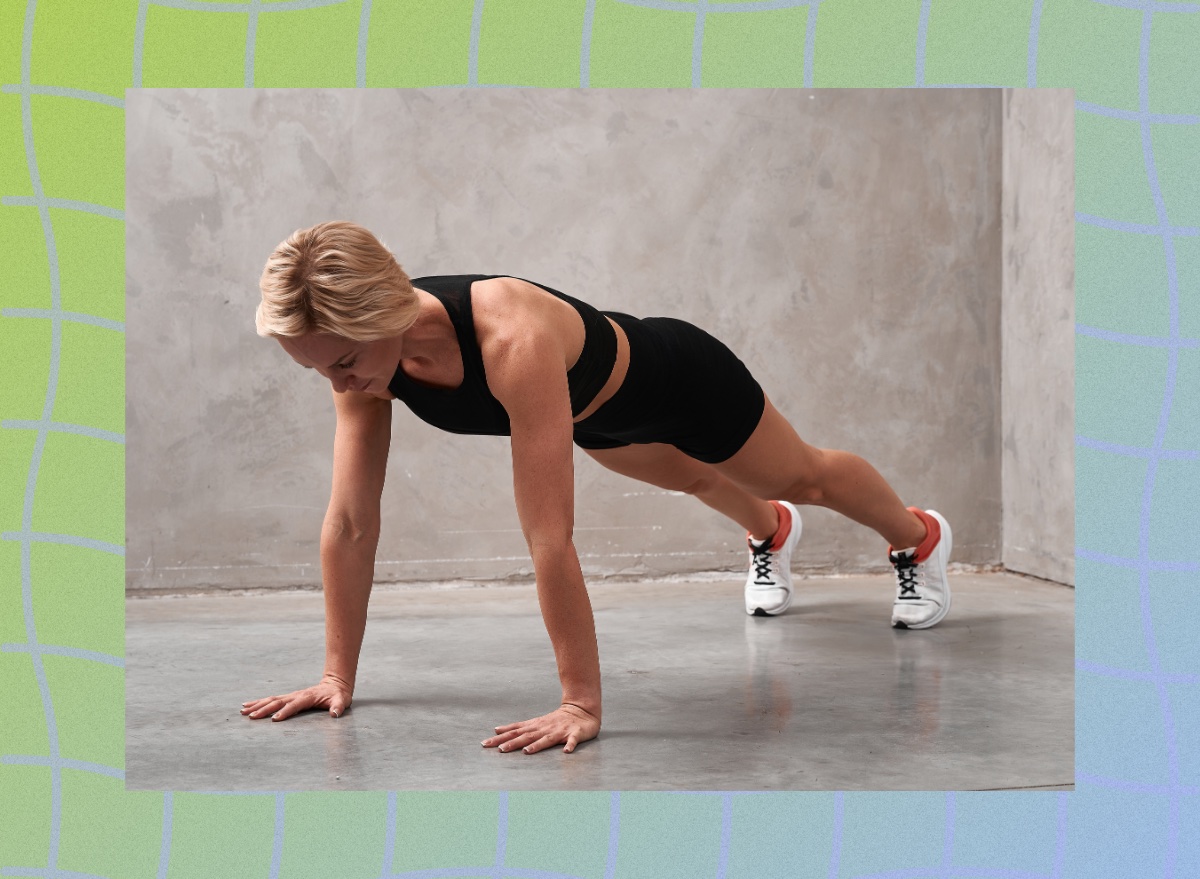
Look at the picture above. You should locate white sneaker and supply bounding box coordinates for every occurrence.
[744,501,802,616]
[889,508,952,629]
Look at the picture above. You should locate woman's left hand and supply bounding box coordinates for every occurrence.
[482,703,600,754]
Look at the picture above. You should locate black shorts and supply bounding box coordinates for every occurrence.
[571,312,766,464]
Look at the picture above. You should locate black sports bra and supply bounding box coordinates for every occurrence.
[387,275,618,436]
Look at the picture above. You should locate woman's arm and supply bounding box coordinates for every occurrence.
[242,388,391,721]
[510,394,602,720]
[319,388,391,689]
[476,296,603,753]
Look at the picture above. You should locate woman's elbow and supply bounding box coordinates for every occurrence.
[527,532,575,561]
[322,512,381,544]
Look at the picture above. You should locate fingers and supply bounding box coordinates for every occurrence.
[523,734,558,755]
[240,690,315,721]
[483,724,567,753]
[271,692,316,721]
[485,707,598,754]
[496,731,549,753]
[481,728,526,749]
[241,696,287,719]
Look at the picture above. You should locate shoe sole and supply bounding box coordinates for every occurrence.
[748,596,790,616]
[745,502,802,616]
[892,509,952,630]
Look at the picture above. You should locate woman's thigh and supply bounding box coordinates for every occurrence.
[711,396,825,500]
[582,442,720,495]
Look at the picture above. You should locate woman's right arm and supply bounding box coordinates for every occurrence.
[242,388,391,721]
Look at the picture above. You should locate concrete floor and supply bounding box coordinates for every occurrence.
[126,572,1073,791]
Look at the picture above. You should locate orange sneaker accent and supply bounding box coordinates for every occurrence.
[908,507,941,562]
[746,501,792,549]
[887,508,941,561]
[767,500,793,552]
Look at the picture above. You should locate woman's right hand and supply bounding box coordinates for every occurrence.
[240,674,352,721]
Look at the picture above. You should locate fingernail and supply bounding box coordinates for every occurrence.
[499,745,507,752]
[522,747,531,754]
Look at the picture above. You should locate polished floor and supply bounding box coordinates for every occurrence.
[126,572,1073,791]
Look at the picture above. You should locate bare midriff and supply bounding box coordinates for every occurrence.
[572,315,629,423]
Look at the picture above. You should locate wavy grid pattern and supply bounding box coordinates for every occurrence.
[1,0,1196,876]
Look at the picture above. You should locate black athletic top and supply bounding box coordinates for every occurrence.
[387,275,618,436]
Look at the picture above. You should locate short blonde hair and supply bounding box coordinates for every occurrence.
[256,221,419,342]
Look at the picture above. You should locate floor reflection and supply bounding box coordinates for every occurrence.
[742,616,794,733]
[889,632,945,744]
[323,711,363,785]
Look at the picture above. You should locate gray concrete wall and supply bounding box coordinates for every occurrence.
[126,89,1008,593]
[1001,89,1076,586]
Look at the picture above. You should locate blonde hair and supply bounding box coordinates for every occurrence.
[256,221,419,342]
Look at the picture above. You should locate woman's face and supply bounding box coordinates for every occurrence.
[277,332,402,397]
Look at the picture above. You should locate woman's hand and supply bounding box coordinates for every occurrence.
[482,703,600,754]
[240,674,352,722]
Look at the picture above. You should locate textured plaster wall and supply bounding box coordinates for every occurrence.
[1001,89,1076,586]
[126,89,1008,593]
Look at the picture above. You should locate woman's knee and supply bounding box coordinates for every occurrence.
[678,470,720,497]
[779,449,829,506]
[649,455,720,496]
[652,452,722,497]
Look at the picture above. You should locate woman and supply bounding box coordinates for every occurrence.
[240,221,952,755]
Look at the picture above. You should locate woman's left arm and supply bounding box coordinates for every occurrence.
[478,316,602,755]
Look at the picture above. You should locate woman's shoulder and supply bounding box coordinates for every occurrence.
[471,276,554,322]
[472,278,582,357]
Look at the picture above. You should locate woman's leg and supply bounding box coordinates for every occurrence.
[582,443,781,541]
[714,397,928,551]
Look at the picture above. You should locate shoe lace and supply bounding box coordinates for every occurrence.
[891,552,923,599]
[751,541,776,582]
